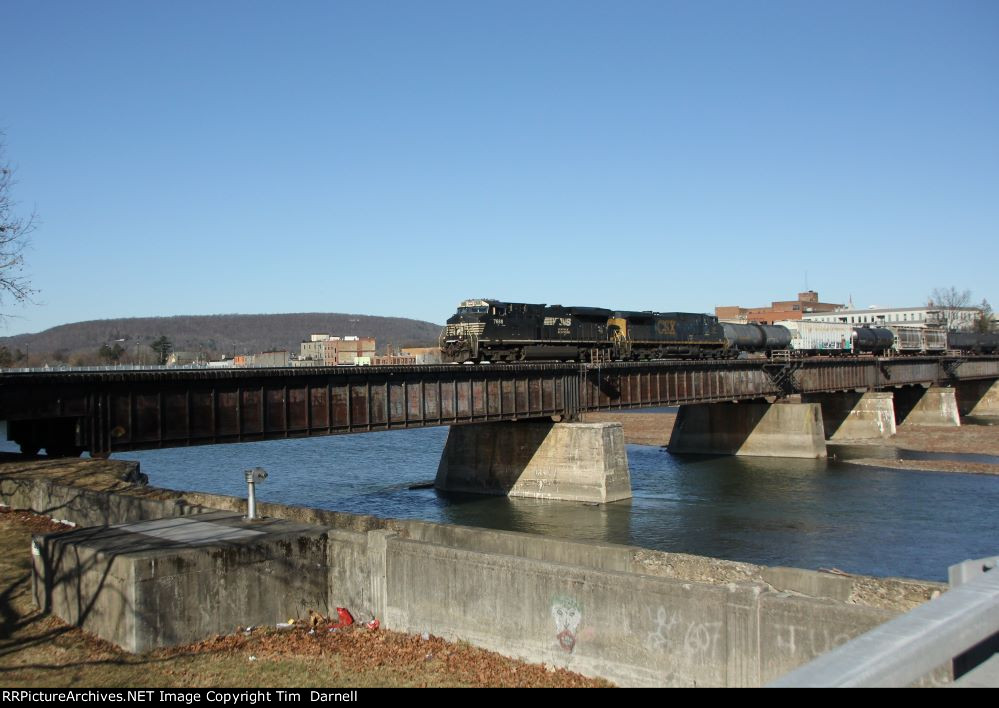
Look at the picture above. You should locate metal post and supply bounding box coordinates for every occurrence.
[244,467,268,520]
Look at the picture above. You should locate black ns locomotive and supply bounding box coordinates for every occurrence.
[439,299,728,363]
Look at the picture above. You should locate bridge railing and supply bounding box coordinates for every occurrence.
[767,556,999,687]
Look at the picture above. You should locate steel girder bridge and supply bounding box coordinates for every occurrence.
[1,356,997,457]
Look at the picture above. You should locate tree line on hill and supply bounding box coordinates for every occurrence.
[0,313,442,368]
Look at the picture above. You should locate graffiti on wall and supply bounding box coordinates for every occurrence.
[646,606,721,657]
[550,595,583,653]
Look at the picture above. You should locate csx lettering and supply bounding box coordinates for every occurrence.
[656,320,677,336]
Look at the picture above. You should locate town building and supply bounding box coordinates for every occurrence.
[373,354,418,366]
[299,334,376,365]
[716,291,843,325]
[803,306,980,331]
[232,351,289,368]
[401,347,443,365]
[253,351,290,367]
[166,351,203,366]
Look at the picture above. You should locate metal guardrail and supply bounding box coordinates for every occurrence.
[768,557,999,687]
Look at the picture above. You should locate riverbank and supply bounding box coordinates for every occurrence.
[0,507,610,688]
[583,411,999,475]
[844,458,999,476]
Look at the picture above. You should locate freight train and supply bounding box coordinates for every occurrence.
[439,299,999,363]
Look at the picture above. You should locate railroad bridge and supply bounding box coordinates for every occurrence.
[2,356,998,502]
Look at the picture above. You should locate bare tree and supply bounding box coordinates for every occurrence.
[974,299,995,334]
[929,287,972,331]
[0,135,37,315]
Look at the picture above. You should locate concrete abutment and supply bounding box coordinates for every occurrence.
[893,385,961,427]
[667,402,827,458]
[954,379,999,417]
[434,420,632,503]
[802,391,897,441]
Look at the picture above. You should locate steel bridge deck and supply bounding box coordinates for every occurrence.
[1,357,997,456]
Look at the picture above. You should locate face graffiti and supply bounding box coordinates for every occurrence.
[550,596,582,653]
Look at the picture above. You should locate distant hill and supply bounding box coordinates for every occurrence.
[0,312,443,364]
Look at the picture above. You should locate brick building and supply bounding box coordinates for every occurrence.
[716,291,843,325]
[299,334,376,365]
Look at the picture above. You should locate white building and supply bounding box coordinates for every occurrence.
[803,306,979,331]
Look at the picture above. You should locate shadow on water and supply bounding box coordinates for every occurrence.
[963,415,999,427]
[829,442,999,465]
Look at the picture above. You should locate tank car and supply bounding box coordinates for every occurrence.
[948,331,999,354]
[716,322,789,355]
[851,327,895,354]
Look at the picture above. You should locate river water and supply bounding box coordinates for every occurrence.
[2,422,997,582]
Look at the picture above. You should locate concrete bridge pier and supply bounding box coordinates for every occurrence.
[893,385,961,427]
[953,379,999,418]
[434,420,632,503]
[667,401,827,458]
[801,391,897,441]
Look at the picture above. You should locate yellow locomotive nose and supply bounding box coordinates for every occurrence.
[608,317,627,338]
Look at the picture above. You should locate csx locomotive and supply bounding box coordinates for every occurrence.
[439,298,999,363]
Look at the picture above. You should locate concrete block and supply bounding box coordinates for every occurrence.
[761,566,855,603]
[32,511,328,652]
[894,386,961,427]
[435,420,632,502]
[326,529,370,617]
[403,520,637,574]
[723,584,765,687]
[757,594,894,684]
[668,402,827,458]
[366,529,394,622]
[954,379,999,417]
[803,391,896,441]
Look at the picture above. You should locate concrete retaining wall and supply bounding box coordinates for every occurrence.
[33,513,329,653]
[372,533,894,686]
[0,457,206,528]
[3,458,945,686]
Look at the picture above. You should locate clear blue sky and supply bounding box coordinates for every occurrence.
[2,0,997,335]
